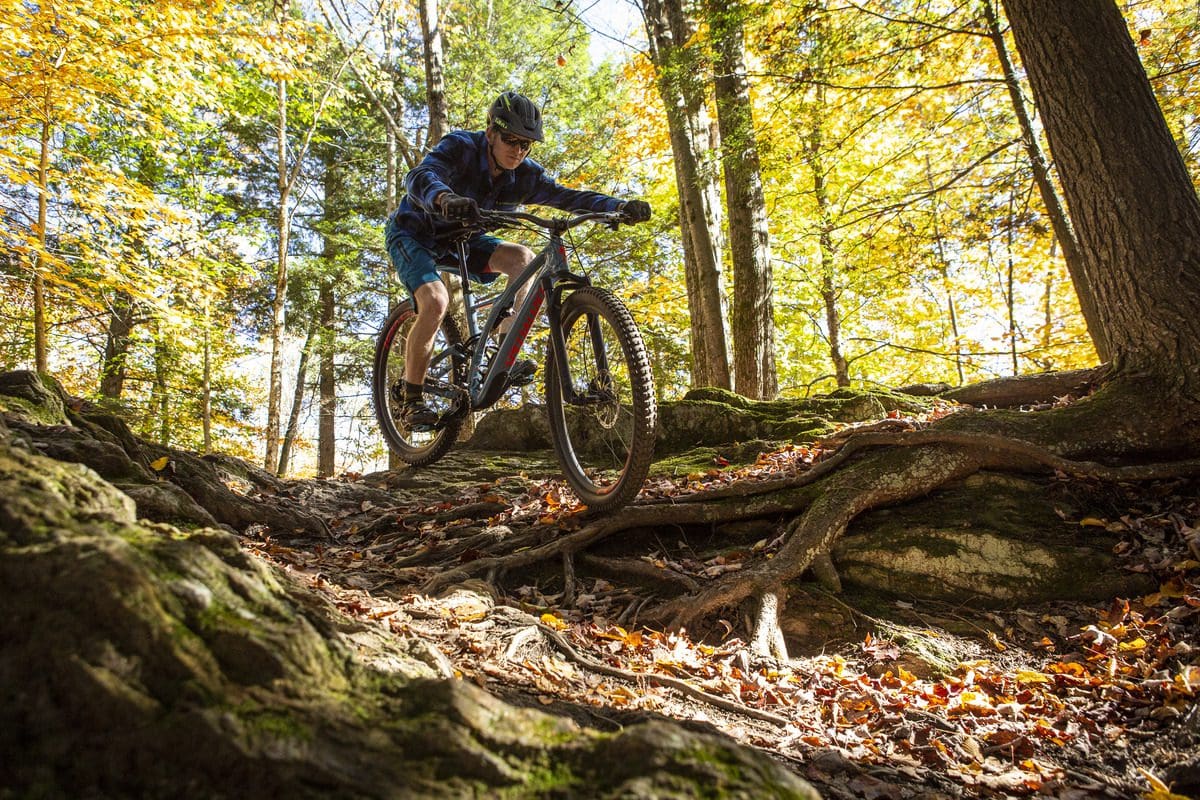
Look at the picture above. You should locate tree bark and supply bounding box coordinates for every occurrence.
[151,318,170,447]
[642,0,732,390]
[808,88,850,388]
[33,117,50,373]
[708,0,778,400]
[983,0,1109,364]
[317,282,336,478]
[202,297,212,454]
[279,321,315,478]
[265,6,290,474]
[99,291,136,400]
[1001,0,1200,397]
[418,0,448,146]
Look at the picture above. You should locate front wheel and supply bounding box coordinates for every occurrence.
[545,287,657,511]
[372,300,466,467]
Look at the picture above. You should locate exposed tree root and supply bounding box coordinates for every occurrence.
[508,611,793,727]
[419,399,1200,637]
[749,590,789,660]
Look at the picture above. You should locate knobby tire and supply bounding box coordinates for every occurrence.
[545,287,657,512]
[372,300,466,467]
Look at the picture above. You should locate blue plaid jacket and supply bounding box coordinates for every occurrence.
[386,130,624,250]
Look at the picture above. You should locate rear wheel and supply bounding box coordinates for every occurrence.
[545,287,657,511]
[372,300,466,467]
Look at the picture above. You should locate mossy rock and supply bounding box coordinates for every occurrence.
[0,370,69,425]
[832,471,1157,605]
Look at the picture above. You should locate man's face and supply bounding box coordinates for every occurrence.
[488,128,534,171]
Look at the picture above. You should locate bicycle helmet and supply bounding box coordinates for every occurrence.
[487,91,544,142]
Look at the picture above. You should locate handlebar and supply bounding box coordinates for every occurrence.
[473,208,624,233]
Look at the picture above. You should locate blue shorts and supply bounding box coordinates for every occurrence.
[388,232,503,296]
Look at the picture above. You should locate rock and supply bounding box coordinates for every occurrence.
[833,471,1156,604]
[0,369,69,425]
[0,388,819,798]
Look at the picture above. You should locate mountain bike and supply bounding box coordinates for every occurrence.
[372,209,657,512]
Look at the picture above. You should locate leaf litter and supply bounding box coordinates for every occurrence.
[242,448,1200,800]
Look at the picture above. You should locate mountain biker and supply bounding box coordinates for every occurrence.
[385,90,652,431]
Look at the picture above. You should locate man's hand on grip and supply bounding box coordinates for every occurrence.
[438,193,478,220]
[619,200,651,224]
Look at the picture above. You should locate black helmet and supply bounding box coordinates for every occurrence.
[487,91,544,142]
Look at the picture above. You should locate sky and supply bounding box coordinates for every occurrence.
[574,0,645,63]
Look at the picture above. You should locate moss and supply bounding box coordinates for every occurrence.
[0,394,66,425]
[511,760,578,795]
[652,447,730,475]
[242,708,315,743]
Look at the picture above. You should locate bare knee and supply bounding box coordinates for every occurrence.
[414,281,449,319]
[489,243,534,278]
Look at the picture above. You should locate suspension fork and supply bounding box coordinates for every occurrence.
[546,246,610,405]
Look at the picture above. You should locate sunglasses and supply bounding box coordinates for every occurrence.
[498,132,534,152]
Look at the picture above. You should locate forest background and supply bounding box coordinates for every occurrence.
[4,0,1197,478]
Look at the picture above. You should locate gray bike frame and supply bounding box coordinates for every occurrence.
[430,211,615,414]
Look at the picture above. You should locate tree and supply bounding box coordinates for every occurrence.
[641,0,733,390]
[418,0,448,144]
[1001,0,1200,394]
[261,0,359,475]
[981,0,1108,363]
[551,0,1200,637]
[707,0,778,400]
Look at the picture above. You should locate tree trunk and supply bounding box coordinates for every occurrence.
[151,319,170,447]
[983,0,1109,363]
[642,0,732,390]
[708,0,778,400]
[925,157,965,385]
[808,89,850,388]
[33,117,50,373]
[99,291,136,400]
[279,321,315,478]
[1005,184,1020,375]
[202,297,212,454]
[318,283,336,478]
[418,0,448,146]
[1001,0,1200,397]
[265,43,290,475]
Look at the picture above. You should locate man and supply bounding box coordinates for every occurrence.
[385,90,652,430]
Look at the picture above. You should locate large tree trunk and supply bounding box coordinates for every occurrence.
[708,0,778,400]
[1001,0,1200,399]
[642,0,732,390]
[983,0,1109,364]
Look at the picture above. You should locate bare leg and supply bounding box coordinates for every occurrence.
[487,242,534,335]
[404,280,450,387]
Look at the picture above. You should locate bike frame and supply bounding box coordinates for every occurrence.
[428,211,616,415]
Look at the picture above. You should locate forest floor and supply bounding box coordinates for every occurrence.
[237,444,1200,800]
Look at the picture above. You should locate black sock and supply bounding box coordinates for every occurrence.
[403,381,424,403]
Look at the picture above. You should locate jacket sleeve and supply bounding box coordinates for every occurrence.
[523,163,624,213]
[404,134,467,211]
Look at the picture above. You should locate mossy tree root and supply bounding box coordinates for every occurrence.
[647,424,1200,630]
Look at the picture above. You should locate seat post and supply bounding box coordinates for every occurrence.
[451,239,479,340]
